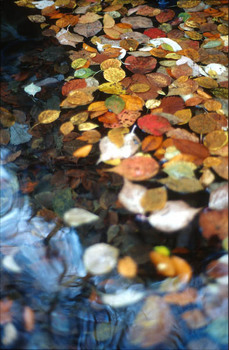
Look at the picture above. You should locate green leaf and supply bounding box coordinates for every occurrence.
[105,95,125,114]
[163,161,197,179]
[74,68,95,78]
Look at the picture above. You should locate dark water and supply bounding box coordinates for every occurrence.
[0,1,228,349]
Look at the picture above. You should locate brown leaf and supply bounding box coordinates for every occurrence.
[199,208,228,240]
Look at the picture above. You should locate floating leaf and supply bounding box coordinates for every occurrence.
[77,130,101,144]
[147,200,201,232]
[100,58,122,71]
[83,243,119,275]
[60,121,74,135]
[143,27,166,39]
[24,82,41,96]
[212,157,228,180]
[78,122,98,131]
[140,187,167,212]
[120,95,144,111]
[117,256,137,278]
[189,114,216,134]
[194,77,218,89]
[156,9,175,23]
[98,132,140,163]
[105,155,159,181]
[124,56,157,74]
[199,209,228,240]
[73,20,102,37]
[108,127,129,147]
[74,68,95,78]
[73,144,92,158]
[137,114,172,136]
[103,68,126,83]
[78,12,102,24]
[64,207,99,228]
[62,79,87,96]
[105,95,125,114]
[209,183,228,211]
[141,135,163,152]
[163,161,197,179]
[98,82,126,95]
[204,130,228,152]
[159,176,203,193]
[118,179,146,214]
[70,111,88,125]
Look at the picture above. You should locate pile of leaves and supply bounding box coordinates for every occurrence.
[0,0,228,349]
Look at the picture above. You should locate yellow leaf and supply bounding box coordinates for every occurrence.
[103,68,126,83]
[73,144,93,158]
[78,122,99,131]
[60,121,74,135]
[38,110,60,124]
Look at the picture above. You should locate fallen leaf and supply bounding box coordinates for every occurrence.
[83,243,119,275]
[147,200,201,232]
[63,207,99,227]
[106,155,159,181]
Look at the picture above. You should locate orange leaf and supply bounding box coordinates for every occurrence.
[73,144,93,158]
[141,135,163,152]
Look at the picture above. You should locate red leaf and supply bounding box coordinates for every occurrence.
[62,79,87,96]
[143,28,166,39]
[137,114,172,136]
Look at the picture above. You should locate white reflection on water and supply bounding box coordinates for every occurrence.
[0,149,86,293]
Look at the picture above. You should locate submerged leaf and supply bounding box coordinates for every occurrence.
[63,207,99,227]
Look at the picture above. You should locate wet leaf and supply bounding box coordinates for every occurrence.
[103,68,126,83]
[70,111,88,125]
[106,155,159,181]
[194,77,218,89]
[10,123,32,145]
[147,200,201,232]
[163,161,197,179]
[164,288,197,306]
[118,179,146,214]
[0,107,16,127]
[38,110,60,124]
[140,187,167,212]
[209,183,228,211]
[137,114,172,136]
[105,95,125,114]
[108,127,129,147]
[60,121,74,135]
[78,122,98,131]
[212,157,228,180]
[73,144,92,158]
[98,131,140,163]
[63,207,99,227]
[124,56,157,74]
[117,256,138,278]
[127,295,174,348]
[77,130,101,144]
[199,208,228,240]
[141,135,163,152]
[189,113,216,134]
[52,188,75,217]
[204,130,228,152]
[98,82,126,95]
[83,243,119,275]
[159,176,203,193]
